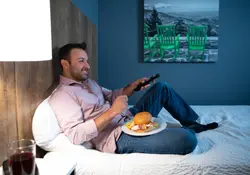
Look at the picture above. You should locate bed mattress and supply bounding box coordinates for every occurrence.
[48,105,250,175]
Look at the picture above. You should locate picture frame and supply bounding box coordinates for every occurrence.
[143,0,219,63]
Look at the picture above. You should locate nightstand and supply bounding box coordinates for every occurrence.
[1,152,76,175]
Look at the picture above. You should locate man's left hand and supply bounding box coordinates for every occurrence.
[130,77,151,91]
[122,77,153,97]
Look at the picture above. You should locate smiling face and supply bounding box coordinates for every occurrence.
[61,48,90,82]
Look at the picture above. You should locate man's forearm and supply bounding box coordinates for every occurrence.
[94,109,118,132]
[122,84,134,97]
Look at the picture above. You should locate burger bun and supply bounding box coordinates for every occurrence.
[133,112,152,125]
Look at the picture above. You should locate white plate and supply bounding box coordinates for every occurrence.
[122,117,167,136]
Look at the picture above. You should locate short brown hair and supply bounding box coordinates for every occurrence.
[58,42,87,63]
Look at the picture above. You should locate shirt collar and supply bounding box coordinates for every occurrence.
[59,75,88,86]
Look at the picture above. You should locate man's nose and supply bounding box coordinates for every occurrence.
[84,61,90,69]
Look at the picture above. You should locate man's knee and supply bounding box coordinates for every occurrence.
[153,81,170,91]
[180,129,197,154]
[153,128,197,155]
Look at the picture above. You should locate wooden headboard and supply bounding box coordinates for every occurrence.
[0,0,98,163]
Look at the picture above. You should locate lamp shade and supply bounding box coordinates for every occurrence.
[0,1,52,61]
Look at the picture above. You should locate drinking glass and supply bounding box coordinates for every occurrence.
[7,139,36,175]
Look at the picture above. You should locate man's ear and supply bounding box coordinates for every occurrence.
[60,59,69,68]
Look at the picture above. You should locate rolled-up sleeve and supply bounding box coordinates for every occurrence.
[101,87,123,104]
[49,90,98,145]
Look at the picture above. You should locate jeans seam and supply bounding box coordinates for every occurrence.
[135,85,164,116]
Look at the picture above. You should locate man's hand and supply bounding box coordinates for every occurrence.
[122,77,153,97]
[94,95,128,132]
[131,77,151,91]
[110,95,128,115]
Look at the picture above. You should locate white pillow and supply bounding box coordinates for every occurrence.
[32,98,92,152]
[32,98,63,151]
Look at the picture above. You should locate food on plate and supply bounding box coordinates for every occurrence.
[125,112,159,133]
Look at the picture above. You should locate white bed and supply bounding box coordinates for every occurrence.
[33,100,250,175]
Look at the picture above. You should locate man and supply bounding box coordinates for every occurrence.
[49,43,218,155]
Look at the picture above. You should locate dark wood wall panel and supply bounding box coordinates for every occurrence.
[0,0,97,163]
[0,62,18,162]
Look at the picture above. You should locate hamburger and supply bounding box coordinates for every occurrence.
[125,112,159,133]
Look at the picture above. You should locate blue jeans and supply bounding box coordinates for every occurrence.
[115,82,198,155]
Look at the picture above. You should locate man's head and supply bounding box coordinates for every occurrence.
[58,43,90,82]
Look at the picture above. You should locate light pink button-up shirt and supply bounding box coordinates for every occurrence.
[48,75,131,153]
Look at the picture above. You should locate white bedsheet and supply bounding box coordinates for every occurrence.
[48,105,250,175]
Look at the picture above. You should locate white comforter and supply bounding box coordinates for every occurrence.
[46,105,250,175]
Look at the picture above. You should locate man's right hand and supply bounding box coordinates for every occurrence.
[110,95,128,116]
[94,95,128,133]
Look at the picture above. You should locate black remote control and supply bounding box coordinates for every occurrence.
[134,73,160,91]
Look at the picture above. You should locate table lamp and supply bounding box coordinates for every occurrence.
[0,1,52,174]
[0,0,52,61]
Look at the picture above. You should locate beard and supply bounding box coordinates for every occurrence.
[69,67,89,82]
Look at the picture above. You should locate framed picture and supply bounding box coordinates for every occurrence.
[143,0,219,63]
